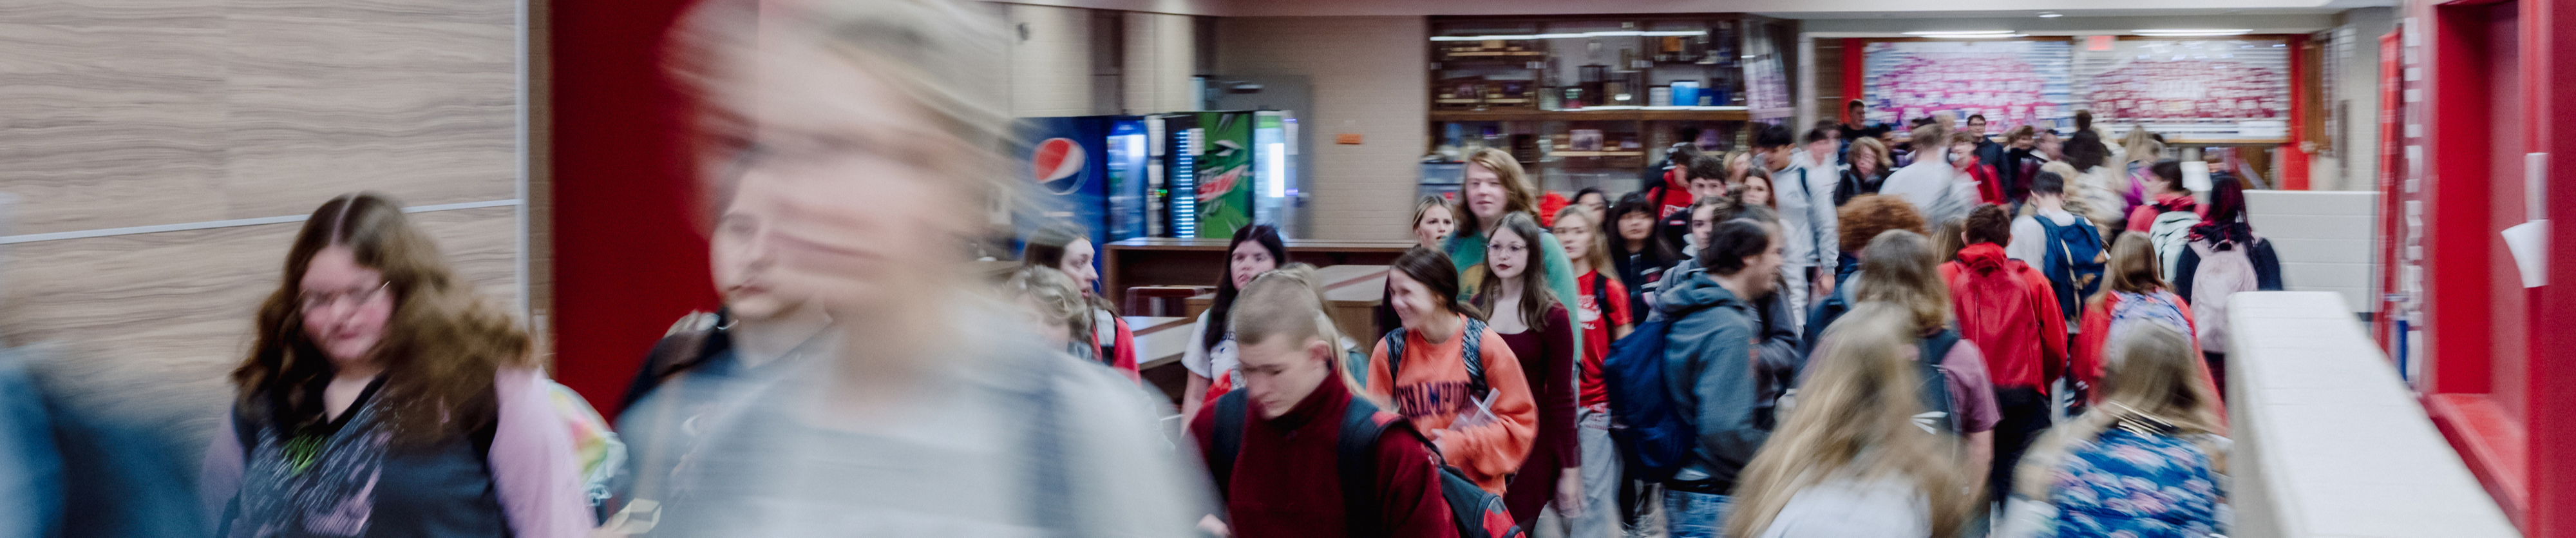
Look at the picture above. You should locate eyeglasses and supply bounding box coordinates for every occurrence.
[299,282,390,313]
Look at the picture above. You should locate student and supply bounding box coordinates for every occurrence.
[1448,148,1584,351]
[1965,114,2007,172]
[1951,131,2006,205]
[1750,124,1797,178]
[1655,218,1783,538]
[2171,174,2284,399]
[2005,171,2107,327]
[1572,187,1610,224]
[2118,129,2166,211]
[1185,224,1289,421]
[1836,137,1894,207]
[1838,99,1894,148]
[1476,213,1584,528]
[2124,161,2199,235]
[1007,265,1094,356]
[1777,128,1844,336]
[1412,195,1459,251]
[1193,271,1456,538]
[1607,193,1683,310]
[2062,130,2128,231]
[1806,195,1931,345]
[1368,247,1539,495]
[1552,206,1632,538]
[1645,144,1722,250]
[2072,233,2223,421]
[1998,322,2228,538]
[1839,230,2001,492]
[204,194,592,538]
[1022,227,1141,381]
[1941,204,2070,505]
[618,174,837,410]
[1999,126,2044,204]
[1728,304,1978,538]
[1881,124,1975,227]
[1738,172,1776,209]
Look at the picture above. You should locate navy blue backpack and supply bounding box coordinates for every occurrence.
[1599,318,1693,482]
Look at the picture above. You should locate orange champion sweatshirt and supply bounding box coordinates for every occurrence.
[1365,314,1537,494]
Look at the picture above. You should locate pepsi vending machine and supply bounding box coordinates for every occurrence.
[1017,115,1145,254]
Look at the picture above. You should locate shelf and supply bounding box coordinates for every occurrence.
[1428,108,1750,122]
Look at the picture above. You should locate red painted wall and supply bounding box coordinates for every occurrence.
[549,0,719,417]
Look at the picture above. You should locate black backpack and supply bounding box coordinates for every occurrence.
[1914,330,1962,435]
[1207,390,1522,538]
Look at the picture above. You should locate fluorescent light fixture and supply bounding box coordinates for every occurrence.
[2134,28,2253,36]
[1924,33,2029,39]
[1432,30,1709,42]
[2036,12,2063,18]
[1903,30,2016,36]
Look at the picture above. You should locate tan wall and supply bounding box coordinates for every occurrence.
[1217,15,1425,241]
[0,0,524,432]
[1124,12,1199,115]
[1007,4,1097,117]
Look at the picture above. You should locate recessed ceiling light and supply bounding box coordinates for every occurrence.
[2036,12,2063,18]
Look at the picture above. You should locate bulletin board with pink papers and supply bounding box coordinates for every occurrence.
[2073,38,2293,142]
[1861,39,2075,133]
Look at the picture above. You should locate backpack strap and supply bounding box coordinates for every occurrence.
[1337,399,1397,538]
[1919,329,1960,365]
[1461,318,1490,401]
[1383,327,1409,386]
[1209,389,1250,504]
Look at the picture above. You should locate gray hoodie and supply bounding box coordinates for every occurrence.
[1655,267,1772,490]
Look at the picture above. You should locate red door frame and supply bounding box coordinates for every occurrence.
[2414,0,2576,534]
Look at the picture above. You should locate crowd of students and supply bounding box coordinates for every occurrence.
[117,3,2292,538]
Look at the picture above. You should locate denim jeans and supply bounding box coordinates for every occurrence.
[1662,490,1732,538]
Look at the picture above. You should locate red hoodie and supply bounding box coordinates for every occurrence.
[1651,167,1697,219]
[1940,243,2069,392]
[1191,372,1456,538]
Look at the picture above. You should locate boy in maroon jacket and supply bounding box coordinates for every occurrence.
[1191,273,1455,538]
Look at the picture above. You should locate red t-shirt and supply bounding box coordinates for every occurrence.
[1575,271,1632,408]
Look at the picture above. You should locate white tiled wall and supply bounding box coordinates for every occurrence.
[2244,190,2382,313]
[1124,12,1199,115]
[1218,16,1426,241]
[1003,4,1095,118]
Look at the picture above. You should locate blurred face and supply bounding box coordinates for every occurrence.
[299,247,394,365]
[1486,227,1530,281]
[1951,143,1978,171]
[1576,193,1608,221]
[1413,204,1455,249]
[1965,117,1987,137]
[1761,147,1793,171]
[1852,148,1879,175]
[2038,134,2064,160]
[1689,176,1728,200]
[1229,241,1278,289]
[712,190,802,320]
[1689,204,1719,248]
[1617,211,1654,242]
[726,43,979,320]
[1742,224,1786,295]
[1551,218,1596,262]
[1236,335,1331,419]
[1806,139,1836,164]
[1846,104,1866,124]
[1463,164,1510,226]
[1742,177,1772,206]
[2011,134,2035,150]
[1056,239,1098,293]
[1388,270,1444,329]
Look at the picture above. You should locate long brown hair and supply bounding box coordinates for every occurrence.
[232,193,534,447]
[1392,246,1482,320]
[1475,212,1559,331]
[2092,231,2167,309]
[1730,303,1973,537]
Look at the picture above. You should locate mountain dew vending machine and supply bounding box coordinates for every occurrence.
[1017,115,1146,253]
[1159,111,1256,238]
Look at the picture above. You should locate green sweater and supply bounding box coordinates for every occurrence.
[1446,224,1585,354]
